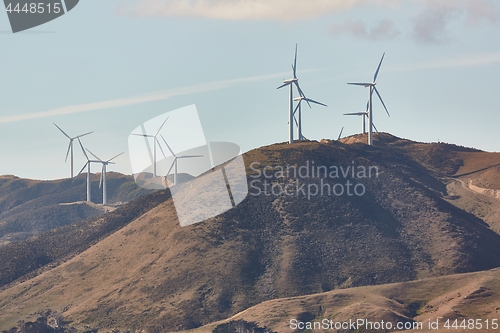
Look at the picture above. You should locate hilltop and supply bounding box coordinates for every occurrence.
[1,133,500,332]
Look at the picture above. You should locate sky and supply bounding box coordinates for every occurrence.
[1,0,499,180]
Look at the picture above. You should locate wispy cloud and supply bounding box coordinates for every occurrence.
[411,0,497,44]
[325,0,498,44]
[116,0,375,21]
[387,52,500,72]
[330,19,400,41]
[0,69,323,124]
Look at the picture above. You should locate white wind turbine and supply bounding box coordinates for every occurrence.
[293,92,327,141]
[86,149,124,205]
[277,44,305,144]
[160,135,203,186]
[132,117,168,177]
[74,138,100,202]
[53,123,93,178]
[348,53,390,145]
[344,101,381,135]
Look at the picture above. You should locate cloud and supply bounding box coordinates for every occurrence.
[412,0,498,44]
[387,52,500,72]
[116,0,376,21]
[0,69,324,124]
[330,19,400,41]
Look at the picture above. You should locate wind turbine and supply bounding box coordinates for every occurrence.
[293,92,327,141]
[74,138,100,202]
[132,117,168,177]
[86,149,124,205]
[53,123,93,178]
[344,101,380,135]
[348,53,390,145]
[160,135,202,186]
[277,44,305,144]
[344,101,369,134]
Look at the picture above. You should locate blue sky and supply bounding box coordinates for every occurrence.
[1,0,499,180]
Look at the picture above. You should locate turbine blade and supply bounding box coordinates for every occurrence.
[73,131,93,139]
[156,138,167,159]
[86,149,103,162]
[366,100,370,112]
[294,81,305,98]
[337,127,344,140]
[53,123,71,139]
[373,52,385,82]
[293,114,299,127]
[374,87,390,117]
[131,133,152,138]
[373,122,379,133]
[293,44,298,78]
[294,82,310,108]
[155,117,169,136]
[343,112,367,116]
[178,155,203,159]
[293,101,300,116]
[304,98,327,107]
[77,138,89,160]
[64,142,71,162]
[160,134,176,157]
[73,162,88,182]
[107,152,124,162]
[166,159,176,178]
[277,82,290,90]
[348,82,373,87]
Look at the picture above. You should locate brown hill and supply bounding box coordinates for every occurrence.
[1,135,500,332]
[180,267,500,333]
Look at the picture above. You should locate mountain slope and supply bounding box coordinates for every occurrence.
[1,136,500,332]
[0,189,169,290]
[0,173,153,246]
[179,267,500,333]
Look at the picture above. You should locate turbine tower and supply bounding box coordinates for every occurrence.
[277,44,304,144]
[132,117,168,177]
[86,149,124,205]
[53,123,93,178]
[161,135,202,186]
[347,53,390,145]
[293,93,327,141]
[74,138,99,202]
